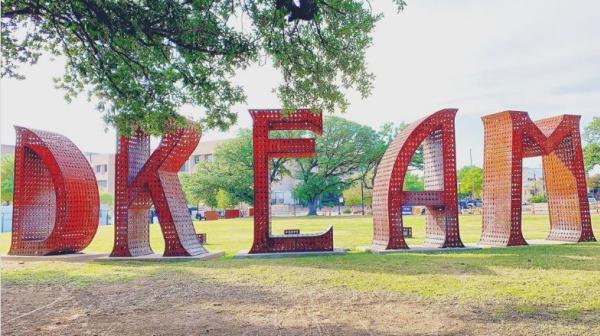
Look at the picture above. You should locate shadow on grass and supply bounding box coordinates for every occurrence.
[3,243,599,287]
[195,242,600,275]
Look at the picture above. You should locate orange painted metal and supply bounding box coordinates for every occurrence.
[481,111,596,246]
[372,109,463,249]
[204,211,219,220]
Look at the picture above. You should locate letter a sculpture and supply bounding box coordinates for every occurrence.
[249,109,333,253]
[110,121,208,257]
[481,111,596,246]
[9,127,99,255]
[372,109,464,250]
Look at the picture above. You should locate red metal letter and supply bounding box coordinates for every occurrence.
[9,127,99,255]
[372,109,463,250]
[481,111,595,246]
[110,122,207,257]
[249,109,333,253]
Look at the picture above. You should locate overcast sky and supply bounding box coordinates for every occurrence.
[1,0,599,168]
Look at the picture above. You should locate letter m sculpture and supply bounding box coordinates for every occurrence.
[249,109,333,253]
[9,127,99,255]
[372,109,464,250]
[481,111,595,246]
[110,122,207,257]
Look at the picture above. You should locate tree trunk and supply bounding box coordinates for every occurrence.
[307,199,318,216]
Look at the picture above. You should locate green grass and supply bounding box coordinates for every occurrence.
[2,214,600,321]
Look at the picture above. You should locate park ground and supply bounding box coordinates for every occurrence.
[1,214,600,335]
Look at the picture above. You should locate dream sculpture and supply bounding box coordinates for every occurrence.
[481,111,596,246]
[9,127,99,255]
[110,121,208,257]
[249,109,334,253]
[372,109,464,250]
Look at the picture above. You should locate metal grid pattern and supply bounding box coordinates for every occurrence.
[481,111,596,246]
[110,122,208,257]
[249,109,333,253]
[9,127,99,255]
[372,109,463,250]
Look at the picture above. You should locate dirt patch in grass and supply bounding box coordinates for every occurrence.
[2,261,598,336]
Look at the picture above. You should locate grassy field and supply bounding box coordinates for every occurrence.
[2,214,600,335]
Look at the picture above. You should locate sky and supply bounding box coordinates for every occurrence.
[2,0,599,169]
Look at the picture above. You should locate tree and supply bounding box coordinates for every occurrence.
[584,117,600,172]
[457,165,483,199]
[293,116,382,215]
[99,191,114,208]
[216,189,235,209]
[181,129,288,207]
[2,0,406,135]
[1,155,15,204]
[403,172,424,191]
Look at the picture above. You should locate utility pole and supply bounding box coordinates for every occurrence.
[469,148,473,167]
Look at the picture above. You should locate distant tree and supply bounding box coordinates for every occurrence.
[215,189,235,210]
[528,194,547,204]
[343,182,372,207]
[584,117,600,172]
[99,191,113,209]
[403,172,424,191]
[2,0,406,135]
[182,129,288,207]
[457,165,483,199]
[1,155,15,204]
[293,116,382,215]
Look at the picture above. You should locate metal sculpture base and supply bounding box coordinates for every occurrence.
[1,253,108,262]
[235,248,347,259]
[360,245,481,254]
[99,251,224,261]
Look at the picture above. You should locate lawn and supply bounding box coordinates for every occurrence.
[2,214,600,335]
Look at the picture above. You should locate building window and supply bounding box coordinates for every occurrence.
[97,180,108,190]
[205,154,213,162]
[271,191,285,205]
[95,164,108,173]
[194,155,201,163]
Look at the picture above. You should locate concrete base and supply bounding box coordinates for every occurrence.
[527,240,574,246]
[478,240,578,248]
[96,251,224,262]
[359,244,482,254]
[234,248,347,259]
[1,253,108,262]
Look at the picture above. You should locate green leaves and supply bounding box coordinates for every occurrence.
[1,155,15,204]
[584,117,600,172]
[2,1,405,135]
[457,165,483,199]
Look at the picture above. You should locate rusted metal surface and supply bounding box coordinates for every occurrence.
[9,127,99,255]
[110,122,208,257]
[249,109,333,253]
[204,211,219,220]
[372,109,463,249]
[481,111,596,246]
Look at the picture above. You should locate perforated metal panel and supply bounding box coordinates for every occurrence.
[249,109,333,253]
[9,127,99,255]
[372,109,463,250]
[481,111,596,246]
[110,122,208,257]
